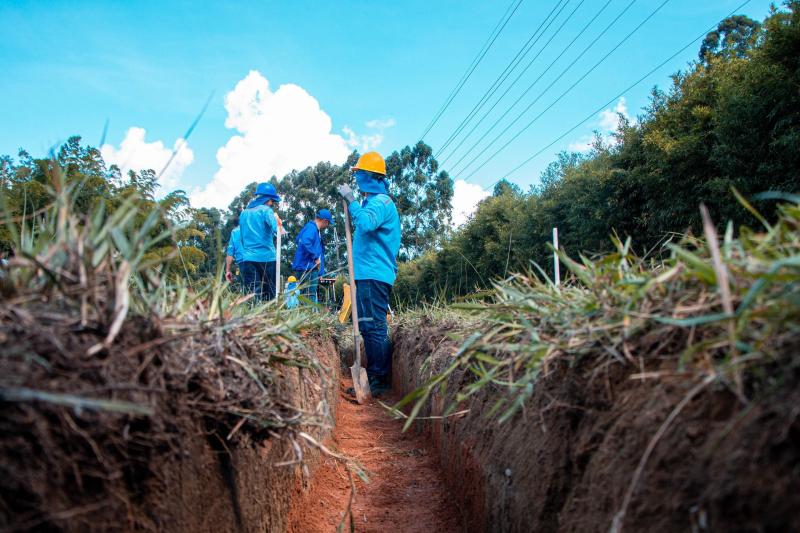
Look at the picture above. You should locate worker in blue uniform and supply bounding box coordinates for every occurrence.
[224,224,244,290]
[337,151,401,396]
[291,209,333,304]
[239,182,282,302]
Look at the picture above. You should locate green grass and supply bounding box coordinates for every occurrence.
[1,163,334,433]
[395,192,800,427]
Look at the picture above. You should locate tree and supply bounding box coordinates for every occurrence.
[0,138,210,278]
[492,179,522,197]
[385,142,454,260]
[699,15,761,64]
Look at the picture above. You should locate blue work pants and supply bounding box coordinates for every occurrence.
[240,261,276,302]
[355,279,392,382]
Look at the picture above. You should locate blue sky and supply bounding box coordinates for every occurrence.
[0,0,775,217]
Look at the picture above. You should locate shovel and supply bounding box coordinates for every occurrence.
[343,199,371,404]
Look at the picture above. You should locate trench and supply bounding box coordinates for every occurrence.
[287,375,461,532]
[190,320,800,532]
[8,320,798,532]
[140,317,799,533]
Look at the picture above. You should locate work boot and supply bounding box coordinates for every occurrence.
[368,376,389,397]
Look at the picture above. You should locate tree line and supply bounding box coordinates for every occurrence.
[0,139,454,282]
[393,4,800,304]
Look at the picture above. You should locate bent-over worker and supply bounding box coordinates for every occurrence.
[337,151,400,396]
[239,182,282,302]
[291,209,333,304]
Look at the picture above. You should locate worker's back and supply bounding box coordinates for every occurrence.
[239,205,277,263]
[352,193,401,285]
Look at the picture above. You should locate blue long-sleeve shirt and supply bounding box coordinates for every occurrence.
[226,226,244,264]
[239,204,278,263]
[348,193,401,286]
[292,221,326,275]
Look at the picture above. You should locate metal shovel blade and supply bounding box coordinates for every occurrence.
[350,361,371,404]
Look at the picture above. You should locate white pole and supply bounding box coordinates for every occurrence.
[275,227,282,300]
[553,227,560,287]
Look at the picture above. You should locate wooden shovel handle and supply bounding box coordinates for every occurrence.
[343,199,361,368]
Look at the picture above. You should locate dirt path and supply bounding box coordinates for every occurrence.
[288,378,461,532]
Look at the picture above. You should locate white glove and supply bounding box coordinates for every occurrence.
[337,183,356,203]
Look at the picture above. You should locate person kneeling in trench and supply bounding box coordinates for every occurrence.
[338,151,401,397]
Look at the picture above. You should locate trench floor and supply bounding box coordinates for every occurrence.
[288,377,461,532]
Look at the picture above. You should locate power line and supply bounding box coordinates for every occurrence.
[445,0,615,170]
[481,0,754,193]
[454,0,644,177]
[418,0,524,142]
[439,0,579,165]
[435,0,568,160]
[460,0,668,181]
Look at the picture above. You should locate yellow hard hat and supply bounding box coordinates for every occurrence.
[287,276,297,283]
[352,151,386,176]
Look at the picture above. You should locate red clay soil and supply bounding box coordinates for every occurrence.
[288,378,461,532]
[391,323,800,533]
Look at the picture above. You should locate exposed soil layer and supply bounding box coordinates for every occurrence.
[288,377,461,533]
[0,310,339,533]
[392,322,800,533]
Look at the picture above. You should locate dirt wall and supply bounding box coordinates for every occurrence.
[392,323,800,533]
[0,320,339,533]
[144,335,340,533]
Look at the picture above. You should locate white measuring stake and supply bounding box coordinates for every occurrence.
[275,224,282,301]
[553,227,560,287]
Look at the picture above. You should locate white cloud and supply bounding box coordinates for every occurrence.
[341,117,396,153]
[452,179,491,227]
[191,70,378,208]
[568,138,594,153]
[568,98,633,154]
[343,126,384,152]
[599,97,630,132]
[101,127,194,191]
[366,118,396,129]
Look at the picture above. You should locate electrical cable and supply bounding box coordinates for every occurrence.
[479,0,754,192]
[455,0,648,177]
[461,0,670,180]
[418,0,524,141]
[435,0,569,159]
[444,0,616,169]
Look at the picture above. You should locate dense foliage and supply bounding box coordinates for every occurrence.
[221,141,453,276]
[0,137,209,276]
[394,4,800,305]
[1,141,453,280]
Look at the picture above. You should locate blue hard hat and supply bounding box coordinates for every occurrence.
[316,209,333,223]
[255,182,281,202]
[354,169,388,195]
